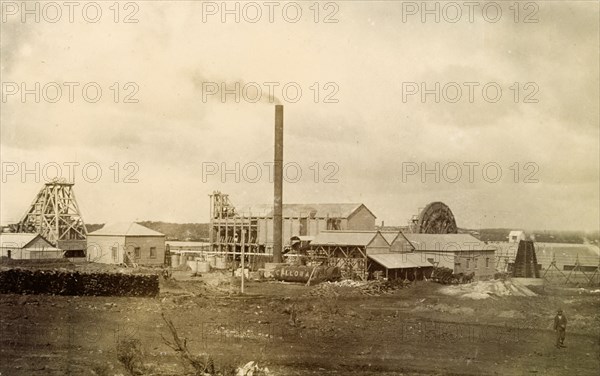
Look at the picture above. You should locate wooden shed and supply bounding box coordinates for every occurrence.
[367,252,434,281]
[308,230,390,280]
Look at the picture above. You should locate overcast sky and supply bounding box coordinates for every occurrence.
[1,1,598,231]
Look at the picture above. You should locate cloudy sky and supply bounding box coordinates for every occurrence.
[1,1,598,231]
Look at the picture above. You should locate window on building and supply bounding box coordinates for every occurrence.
[466,258,470,269]
[150,247,156,258]
[327,218,341,230]
[111,247,117,261]
[300,218,308,236]
[486,258,490,268]
[134,247,141,258]
[474,257,478,269]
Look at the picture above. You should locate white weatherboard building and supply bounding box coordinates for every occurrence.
[86,222,166,265]
[508,231,526,243]
[398,233,497,280]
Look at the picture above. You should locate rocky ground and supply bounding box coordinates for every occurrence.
[1,267,599,375]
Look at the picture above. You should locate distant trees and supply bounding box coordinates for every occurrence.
[83,222,598,245]
[85,222,210,241]
[478,228,599,244]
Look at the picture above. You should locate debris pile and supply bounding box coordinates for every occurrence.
[439,279,537,300]
[236,361,271,376]
[0,268,159,297]
[306,279,411,297]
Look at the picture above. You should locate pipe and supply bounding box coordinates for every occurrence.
[273,105,283,263]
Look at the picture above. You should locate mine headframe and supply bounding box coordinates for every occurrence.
[16,179,87,247]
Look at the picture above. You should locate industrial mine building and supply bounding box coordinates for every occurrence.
[208,191,497,281]
[209,191,377,254]
[307,231,496,281]
[400,233,497,280]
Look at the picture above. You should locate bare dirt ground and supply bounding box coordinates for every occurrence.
[1,267,599,375]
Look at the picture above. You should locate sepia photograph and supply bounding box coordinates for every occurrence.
[0,1,599,375]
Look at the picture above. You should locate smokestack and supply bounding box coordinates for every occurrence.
[273,105,283,263]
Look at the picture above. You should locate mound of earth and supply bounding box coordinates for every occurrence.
[439,279,537,299]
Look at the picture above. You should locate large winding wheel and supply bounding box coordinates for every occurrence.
[415,202,457,234]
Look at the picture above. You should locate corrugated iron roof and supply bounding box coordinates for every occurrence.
[235,204,273,217]
[368,253,434,269]
[310,231,383,246]
[88,222,164,237]
[381,232,400,244]
[403,233,494,252]
[235,203,367,218]
[166,241,210,247]
[0,233,59,250]
[278,203,364,218]
[0,233,39,247]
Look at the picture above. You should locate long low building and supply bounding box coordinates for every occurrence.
[166,241,211,254]
[367,252,435,281]
[401,233,497,280]
[493,241,599,273]
[209,191,377,256]
[306,231,496,281]
[0,233,63,259]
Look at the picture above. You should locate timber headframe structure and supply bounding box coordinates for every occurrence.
[16,180,87,250]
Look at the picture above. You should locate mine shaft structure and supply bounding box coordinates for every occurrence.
[17,180,87,251]
[208,190,355,265]
[209,191,259,255]
[209,190,265,271]
[409,201,458,234]
[512,240,540,278]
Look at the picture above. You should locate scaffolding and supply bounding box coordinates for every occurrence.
[209,191,269,271]
[208,191,357,271]
[307,244,368,281]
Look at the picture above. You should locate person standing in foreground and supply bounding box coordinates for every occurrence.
[554,309,567,348]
